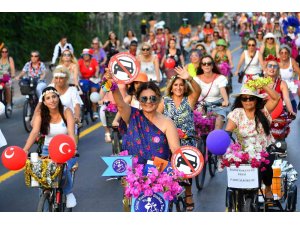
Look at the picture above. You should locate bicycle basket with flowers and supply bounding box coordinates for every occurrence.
[220,130,270,171]
[105,102,118,127]
[193,110,217,136]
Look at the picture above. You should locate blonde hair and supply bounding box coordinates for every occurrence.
[58,49,78,65]
[91,37,103,48]
[53,65,70,81]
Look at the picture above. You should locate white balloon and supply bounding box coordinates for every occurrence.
[4,147,15,159]
[59,143,69,155]
[90,92,101,103]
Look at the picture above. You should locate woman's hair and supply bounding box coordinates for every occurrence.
[126,30,135,37]
[91,37,103,47]
[196,55,220,75]
[140,42,152,50]
[31,50,41,60]
[279,45,291,55]
[58,49,78,65]
[247,37,257,45]
[204,34,212,43]
[53,65,70,81]
[108,31,118,41]
[0,46,9,58]
[168,38,176,48]
[136,81,162,99]
[231,96,270,135]
[40,86,66,135]
[165,76,193,97]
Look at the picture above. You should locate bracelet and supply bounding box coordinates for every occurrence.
[101,77,118,92]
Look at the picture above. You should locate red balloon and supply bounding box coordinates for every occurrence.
[1,146,27,170]
[271,98,283,120]
[48,134,76,163]
[164,58,176,69]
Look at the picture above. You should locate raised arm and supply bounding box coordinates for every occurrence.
[263,85,281,113]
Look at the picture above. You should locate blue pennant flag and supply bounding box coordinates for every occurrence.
[101,156,132,177]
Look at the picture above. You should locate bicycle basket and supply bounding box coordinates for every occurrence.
[226,164,259,189]
[19,78,36,95]
[194,110,216,136]
[24,159,63,188]
[105,111,117,127]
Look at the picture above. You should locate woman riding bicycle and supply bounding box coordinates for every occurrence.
[225,82,281,199]
[78,48,100,120]
[157,66,201,211]
[23,86,78,208]
[194,55,229,130]
[91,37,107,78]
[0,46,15,112]
[260,33,280,61]
[15,50,47,99]
[184,49,202,78]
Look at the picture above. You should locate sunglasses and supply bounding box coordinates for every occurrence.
[266,38,274,40]
[54,76,65,79]
[248,44,256,47]
[82,54,90,57]
[31,55,39,57]
[142,48,150,51]
[92,42,99,45]
[139,95,159,104]
[280,51,289,55]
[1,50,8,53]
[241,96,256,102]
[202,61,212,66]
[63,53,71,57]
[267,64,279,69]
[257,33,263,35]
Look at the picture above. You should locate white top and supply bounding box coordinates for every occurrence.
[204,12,212,22]
[280,58,294,81]
[244,50,261,75]
[39,84,83,114]
[122,37,138,49]
[194,75,228,102]
[140,55,162,81]
[44,119,68,146]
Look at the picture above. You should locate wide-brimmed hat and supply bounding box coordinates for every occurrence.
[231,85,267,99]
[264,32,275,40]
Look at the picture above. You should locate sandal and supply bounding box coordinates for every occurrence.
[105,133,112,143]
[184,194,194,212]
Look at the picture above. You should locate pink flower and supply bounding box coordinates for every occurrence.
[118,150,129,156]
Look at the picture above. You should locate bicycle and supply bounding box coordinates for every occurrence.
[25,152,79,212]
[193,101,223,190]
[105,108,121,155]
[79,79,97,125]
[0,79,13,118]
[19,77,39,132]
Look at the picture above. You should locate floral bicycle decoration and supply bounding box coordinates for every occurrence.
[193,110,217,136]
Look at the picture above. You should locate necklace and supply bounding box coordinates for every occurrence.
[29,62,41,78]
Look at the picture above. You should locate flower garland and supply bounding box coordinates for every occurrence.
[101,77,118,92]
[220,129,270,171]
[119,150,185,201]
[29,62,41,78]
[24,159,62,188]
[244,76,272,91]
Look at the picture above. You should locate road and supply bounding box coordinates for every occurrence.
[1,32,300,212]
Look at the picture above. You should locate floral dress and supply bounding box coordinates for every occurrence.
[119,107,170,164]
[228,107,274,156]
[163,96,196,147]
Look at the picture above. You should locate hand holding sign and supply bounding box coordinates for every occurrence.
[108,52,140,84]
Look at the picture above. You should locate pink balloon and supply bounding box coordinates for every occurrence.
[271,98,283,120]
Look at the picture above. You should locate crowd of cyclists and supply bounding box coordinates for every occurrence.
[1,12,300,212]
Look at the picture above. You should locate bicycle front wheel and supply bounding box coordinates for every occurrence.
[208,153,218,177]
[195,139,206,190]
[23,99,32,133]
[111,129,121,155]
[37,191,54,212]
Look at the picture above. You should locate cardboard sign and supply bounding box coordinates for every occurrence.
[108,52,140,84]
[171,146,204,178]
[227,165,259,189]
[101,156,132,176]
[131,192,168,212]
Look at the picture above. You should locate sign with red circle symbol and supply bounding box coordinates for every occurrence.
[48,134,76,163]
[1,146,27,170]
[108,52,140,84]
[171,146,204,178]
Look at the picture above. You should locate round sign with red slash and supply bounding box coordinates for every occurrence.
[171,146,204,178]
[108,52,140,84]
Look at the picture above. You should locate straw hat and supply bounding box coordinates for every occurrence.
[231,85,267,99]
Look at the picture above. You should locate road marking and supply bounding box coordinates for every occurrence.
[79,122,102,138]
[231,45,241,54]
[0,169,23,183]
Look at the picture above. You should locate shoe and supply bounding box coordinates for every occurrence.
[93,112,99,120]
[6,105,12,111]
[105,133,112,143]
[184,194,194,212]
[66,193,77,208]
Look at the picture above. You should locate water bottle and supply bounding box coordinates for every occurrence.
[30,152,39,187]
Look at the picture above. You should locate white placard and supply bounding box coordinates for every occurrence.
[227,165,259,189]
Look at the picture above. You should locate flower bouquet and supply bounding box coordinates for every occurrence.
[105,102,118,127]
[220,131,270,171]
[193,110,217,136]
[217,62,231,76]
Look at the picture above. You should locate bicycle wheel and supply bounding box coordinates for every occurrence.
[37,191,54,212]
[287,184,297,212]
[175,196,186,212]
[4,88,13,118]
[111,129,120,155]
[23,99,32,133]
[195,139,206,190]
[241,197,252,212]
[208,153,218,177]
[226,188,237,212]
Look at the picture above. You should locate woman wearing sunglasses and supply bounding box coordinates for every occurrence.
[0,46,15,111]
[91,37,107,77]
[137,42,161,84]
[255,30,265,50]
[225,82,280,199]
[194,55,229,130]
[279,45,300,111]
[57,49,79,87]
[235,38,264,84]
[263,55,296,115]
[157,67,201,211]
[260,33,280,60]
[16,50,47,99]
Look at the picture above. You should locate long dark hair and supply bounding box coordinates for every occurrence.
[232,96,270,135]
[136,81,162,99]
[40,86,66,135]
[196,55,220,75]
